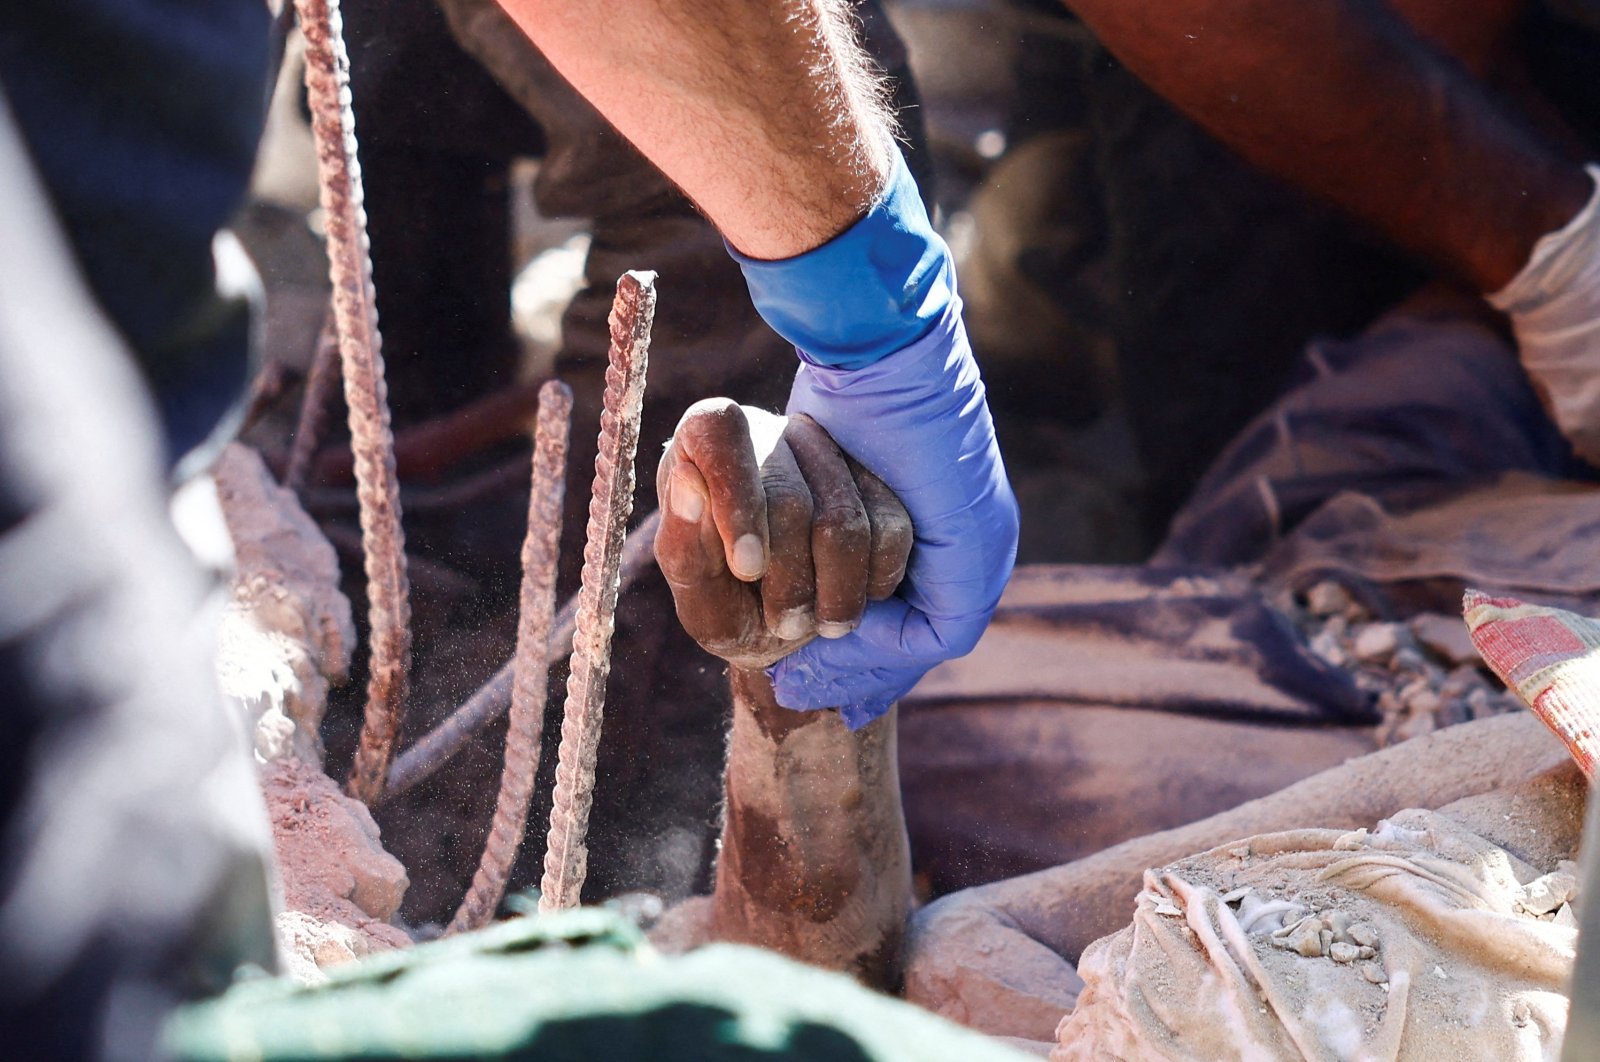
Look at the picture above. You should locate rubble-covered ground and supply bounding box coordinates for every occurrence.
[1281,579,1524,747]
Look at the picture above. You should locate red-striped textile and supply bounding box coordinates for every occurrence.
[1464,590,1600,779]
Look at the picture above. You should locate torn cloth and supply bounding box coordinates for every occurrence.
[1054,811,1577,1061]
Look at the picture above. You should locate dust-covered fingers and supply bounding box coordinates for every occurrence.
[783,414,870,638]
[850,460,913,600]
[670,398,769,581]
[653,450,765,651]
[757,436,818,641]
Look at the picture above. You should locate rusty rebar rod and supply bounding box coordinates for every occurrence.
[284,306,341,492]
[379,507,660,802]
[449,381,571,933]
[296,0,413,805]
[539,271,654,912]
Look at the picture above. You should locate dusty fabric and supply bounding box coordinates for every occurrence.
[898,565,1376,892]
[901,714,1574,1044]
[898,702,1375,894]
[1054,810,1578,1061]
[1156,288,1588,575]
[1466,592,1600,779]
[909,566,1369,723]
[1150,287,1600,622]
[1257,476,1600,617]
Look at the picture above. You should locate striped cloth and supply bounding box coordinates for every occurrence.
[1464,590,1600,779]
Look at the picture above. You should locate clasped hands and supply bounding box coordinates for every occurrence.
[655,399,913,675]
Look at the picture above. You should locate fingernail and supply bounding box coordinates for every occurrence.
[817,619,856,639]
[776,607,813,640]
[670,474,704,522]
[732,534,765,578]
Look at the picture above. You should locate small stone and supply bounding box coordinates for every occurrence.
[1154,901,1183,917]
[1274,917,1326,958]
[1433,965,1448,980]
[1356,945,1376,960]
[1222,886,1252,904]
[1329,942,1360,963]
[1353,669,1388,694]
[1518,870,1578,916]
[1394,711,1437,742]
[1554,903,1579,929]
[1353,623,1402,665]
[1348,923,1378,948]
[1389,647,1426,675]
[1309,630,1347,668]
[1406,690,1443,717]
[1319,928,1335,955]
[1440,666,1486,699]
[1360,962,1389,985]
[1436,696,1470,728]
[1294,930,1326,958]
[1410,613,1480,666]
[1307,582,1353,618]
[1512,1001,1532,1028]
[1465,688,1500,720]
[1230,846,1251,859]
[1324,910,1351,942]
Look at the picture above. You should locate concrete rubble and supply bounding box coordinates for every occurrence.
[1286,579,1523,745]
[211,443,411,982]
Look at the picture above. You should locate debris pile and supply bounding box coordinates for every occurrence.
[1286,580,1523,745]
[1056,797,1582,1061]
[212,442,412,981]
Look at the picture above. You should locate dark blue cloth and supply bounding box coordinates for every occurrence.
[0,0,271,461]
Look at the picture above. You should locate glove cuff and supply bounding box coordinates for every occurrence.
[728,147,953,370]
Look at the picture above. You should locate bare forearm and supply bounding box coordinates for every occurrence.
[711,666,911,988]
[1066,0,1587,291]
[498,0,892,259]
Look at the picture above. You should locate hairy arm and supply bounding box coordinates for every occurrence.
[496,0,893,259]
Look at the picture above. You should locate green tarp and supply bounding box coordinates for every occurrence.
[166,909,1032,1061]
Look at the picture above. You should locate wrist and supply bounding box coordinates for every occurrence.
[730,148,954,370]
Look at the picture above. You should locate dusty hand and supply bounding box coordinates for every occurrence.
[654,399,913,670]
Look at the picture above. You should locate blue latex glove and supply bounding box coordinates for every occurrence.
[731,149,1018,728]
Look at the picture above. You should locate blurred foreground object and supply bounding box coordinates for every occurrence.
[166,909,1033,1061]
[0,92,275,1060]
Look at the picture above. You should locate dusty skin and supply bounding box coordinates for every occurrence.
[650,401,916,986]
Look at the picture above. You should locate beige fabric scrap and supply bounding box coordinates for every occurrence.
[1054,810,1576,1060]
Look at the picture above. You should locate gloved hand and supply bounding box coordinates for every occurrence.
[731,147,1018,728]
